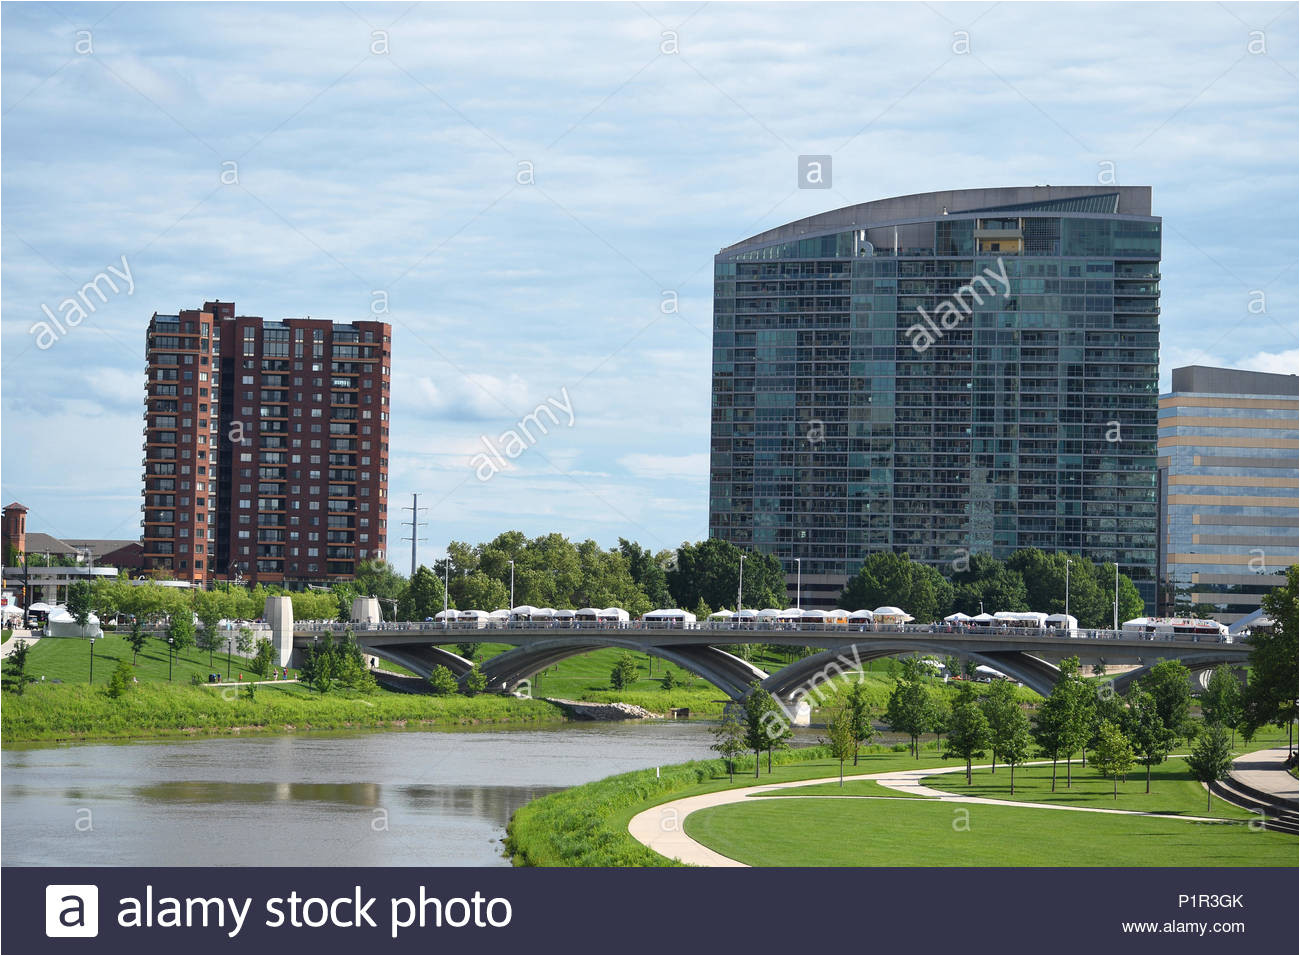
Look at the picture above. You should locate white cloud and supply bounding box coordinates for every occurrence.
[617,452,709,480]
[1229,348,1300,377]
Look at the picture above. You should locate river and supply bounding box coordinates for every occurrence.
[0,721,824,866]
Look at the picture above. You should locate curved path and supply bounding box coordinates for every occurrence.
[627,759,1233,867]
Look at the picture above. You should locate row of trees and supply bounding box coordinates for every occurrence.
[841,550,1147,628]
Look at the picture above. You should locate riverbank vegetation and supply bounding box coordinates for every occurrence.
[1,681,565,743]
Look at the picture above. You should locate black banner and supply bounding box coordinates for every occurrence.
[4,867,1297,955]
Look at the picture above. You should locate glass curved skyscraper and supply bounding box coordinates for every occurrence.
[709,186,1161,609]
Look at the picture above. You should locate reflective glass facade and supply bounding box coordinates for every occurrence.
[1158,365,1299,623]
[709,187,1161,608]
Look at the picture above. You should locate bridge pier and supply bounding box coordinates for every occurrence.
[264,596,295,668]
[351,596,381,624]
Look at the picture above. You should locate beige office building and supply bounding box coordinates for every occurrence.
[1157,365,1299,623]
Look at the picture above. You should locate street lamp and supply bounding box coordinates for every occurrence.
[795,558,802,610]
[737,554,746,614]
[1113,563,1120,631]
[1065,559,1073,620]
[226,636,233,680]
[508,559,515,613]
[443,556,450,630]
[168,636,174,682]
[88,637,96,685]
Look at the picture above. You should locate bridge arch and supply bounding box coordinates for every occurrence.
[1107,651,1246,696]
[762,641,1062,701]
[347,639,474,679]
[476,638,769,699]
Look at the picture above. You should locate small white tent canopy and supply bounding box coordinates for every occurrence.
[28,602,55,614]
[1,604,23,619]
[434,609,461,622]
[510,605,541,621]
[533,607,557,620]
[598,607,630,623]
[644,608,697,625]
[801,609,830,622]
[46,609,103,639]
[575,608,602,621]
[974,664,1009,681]
[488,608,511,621]
[553,609,576,620]
[756,608,781,620]
[777,608,803,622]
[734,609,758,621]
[1044,613,1078,631]
[847,609,875,622]
[994,611,1047,627]
[871,606,913,623]
[970,612,996,624]
[459,610,490,628]
[944,612,972,623]
[708,609,735,619]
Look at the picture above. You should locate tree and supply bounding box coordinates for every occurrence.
[1001,706,1035,795]
[827,705,857,787]
[463,666,488,696]
[840,552,953,622]
[353,560,408,619]
[981,679,1020,774]
[106,660,135,699]
[691,598,712,621]
[1092,719,1135,800]
[659,667,678,690]
[251,638,274,678]
[845,679,875,765]
[1123,686,1175,796]
[126,620,148,665]
[457,643,482,662]
[741,684,778,777]
[168,613,195,660]
[1186,723,1234,812]
[1145,659,1194,743]
[1243,565,1298,749]
[667,539,785,612]
[1201,665,1243,748]
[885,658,936,759]
[450,571,510,613]
[946,683,992,785]
[236,626,255,657]
[428,665,459,696]
[610,653,639,691]
[66,581,94,630]
[1033,659,1092,792]
[399,565,450,621]
[711,712,746,782]
[2,639,36,695]
[750,686,792,772]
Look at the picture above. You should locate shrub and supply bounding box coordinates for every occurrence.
[251,639,274,678]
[464,666,487,697]
[428,665,458,696]
[106,661,135,699]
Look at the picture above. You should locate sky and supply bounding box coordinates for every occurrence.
[1,0,1297,570]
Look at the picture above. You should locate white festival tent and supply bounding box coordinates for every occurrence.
[707,610,735,620]
[847,609,875,622]
[45,608,104,639]
[943,612,972,622]
[1,604,23,619]
[600,608,630,623]
[434,610,461,621]
[488,609,511,621]
[644,608,697,624]
[970,613,997,624]
[1044,613,1078,632]
[871,606,913,623]
[552,609,576,620]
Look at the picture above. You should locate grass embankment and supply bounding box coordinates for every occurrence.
[683,798,1296,867]
[2,681,565,743]
[505,744,960,866]
[17,633,297,686]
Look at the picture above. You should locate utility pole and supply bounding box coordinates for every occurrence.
[1113,563,1120,630]
[400,493,427,579]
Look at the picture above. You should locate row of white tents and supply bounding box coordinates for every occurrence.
[3,602,105,638]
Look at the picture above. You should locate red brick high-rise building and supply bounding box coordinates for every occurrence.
[142,302,390,586]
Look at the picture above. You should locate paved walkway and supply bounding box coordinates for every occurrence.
[0,632,39,659]
[1230,748,1299,805]
[628,759,1232,867]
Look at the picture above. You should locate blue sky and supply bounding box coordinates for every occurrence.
[2,1,1297,569]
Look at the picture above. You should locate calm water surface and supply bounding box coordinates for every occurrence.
[2,721,823,866]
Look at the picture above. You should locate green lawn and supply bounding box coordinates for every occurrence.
[751,777,936,798]
[19,633,295,686]
[926,756,1258,819]
[682,797,1296,867]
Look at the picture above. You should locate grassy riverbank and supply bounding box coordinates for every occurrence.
[1,681,566,743]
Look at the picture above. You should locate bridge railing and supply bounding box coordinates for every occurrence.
[288,619,1241,645]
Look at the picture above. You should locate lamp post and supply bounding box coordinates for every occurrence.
[168,636,174,682]
[508,559,515,613]
[88,637,96,685]
[1064,559,1073,620]
[737,554,746,614]
[443,556,450,630]
[795,557,801,610]
[1113,563,1119,631]
[226,636,233,680]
